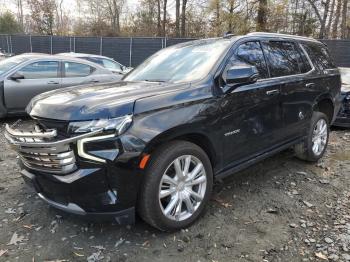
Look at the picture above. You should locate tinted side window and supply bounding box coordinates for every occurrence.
[295,45,313,73]
[301,43,336,71]
[262,41,301,77]
[18,61,59,79]
[64,62,93,77]
[234,41,269,78]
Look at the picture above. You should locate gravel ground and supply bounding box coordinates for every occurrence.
[0,117,350,262]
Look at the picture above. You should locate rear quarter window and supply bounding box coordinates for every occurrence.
[301,42,336,72]
[64,62,95,77]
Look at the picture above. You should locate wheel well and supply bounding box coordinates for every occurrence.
[314,99,334,122]
[145,133,217,169]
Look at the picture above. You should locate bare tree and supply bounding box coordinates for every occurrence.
[162,0,167,36]
[307,0,331,38]
[256,0,267,31]
[326,0,336,38]
[157,0,161,36]
[16,0,24,30]
[175,0,180,37]
[181,0,187,37]
[332,0,342,38]
[105,0,125,35]
[27,0,55,35]
[341,0,348,38]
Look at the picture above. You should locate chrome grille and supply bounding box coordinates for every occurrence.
[5,124,77,174]
[19,150,76,174]
[5,124,104,174]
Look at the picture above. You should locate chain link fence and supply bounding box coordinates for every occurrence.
[0,34,349,67]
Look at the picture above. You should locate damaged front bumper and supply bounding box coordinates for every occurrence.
[5,123,141,224]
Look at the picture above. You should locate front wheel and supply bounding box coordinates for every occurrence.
[294,111,330,162]
[137,141,213,231]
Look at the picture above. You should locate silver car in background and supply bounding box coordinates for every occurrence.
[0,53,120,117]
[58,52,133,77]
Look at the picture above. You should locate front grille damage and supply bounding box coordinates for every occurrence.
[5,124,103,175]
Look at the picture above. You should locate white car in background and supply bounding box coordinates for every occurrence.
[58,52,132,77]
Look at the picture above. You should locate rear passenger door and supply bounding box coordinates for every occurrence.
[261,40,312,139]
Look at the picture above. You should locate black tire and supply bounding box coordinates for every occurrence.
[294,111,330,162]
[137,140,213,231]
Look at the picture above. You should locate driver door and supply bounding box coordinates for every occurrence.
[4,60,61,111]
[220,41,283,167]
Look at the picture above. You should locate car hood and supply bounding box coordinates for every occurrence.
[27,81,185,121]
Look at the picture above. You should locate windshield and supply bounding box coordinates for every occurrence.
[124,39,231,83]
[0,56,29,75]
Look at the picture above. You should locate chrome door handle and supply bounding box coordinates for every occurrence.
[47,81,59,85]
[266,89,280,96]
[305,83,315,88]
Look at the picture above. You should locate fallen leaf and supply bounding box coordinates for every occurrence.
[0,249,8,257]
[303,200,314,208]
[73,252,84,257]
[7,232,27,245]
[142,240,150,247]
[315,252,328,260]
[212,197,233,208]
[4,208,16,214]
[266,208,278,214]
[114,238,125,248]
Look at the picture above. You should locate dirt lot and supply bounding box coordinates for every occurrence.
[0,118,349,262]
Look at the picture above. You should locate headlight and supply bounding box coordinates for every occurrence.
[68,115,133,134]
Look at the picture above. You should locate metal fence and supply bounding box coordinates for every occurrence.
[0,34,195,67]
[320,39,350,67]
[0,34,350,67]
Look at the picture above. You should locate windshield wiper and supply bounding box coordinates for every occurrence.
[143,79,167,83]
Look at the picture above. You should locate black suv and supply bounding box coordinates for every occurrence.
[5,33,342,231]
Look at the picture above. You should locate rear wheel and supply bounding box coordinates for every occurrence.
[138,141,213,231]
[294,111,329,162]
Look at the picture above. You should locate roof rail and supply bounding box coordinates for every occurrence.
[247,32,317,41]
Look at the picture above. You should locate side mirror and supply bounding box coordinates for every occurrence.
[10,72,25,81]
[223,65,259,92]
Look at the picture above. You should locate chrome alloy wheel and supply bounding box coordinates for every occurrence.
[312,118,328,156]
[158,155,207,221]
